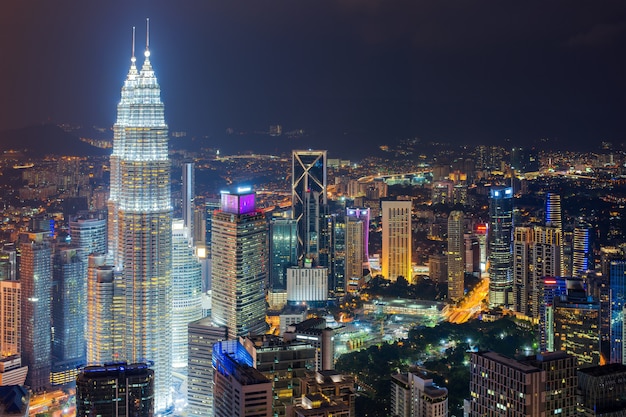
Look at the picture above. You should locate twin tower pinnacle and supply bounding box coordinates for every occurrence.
[92,17,173,413]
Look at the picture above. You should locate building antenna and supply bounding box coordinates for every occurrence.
[146,18,150,51]
[131,26,136,63]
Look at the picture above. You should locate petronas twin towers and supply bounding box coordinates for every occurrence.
[93,22,173,412]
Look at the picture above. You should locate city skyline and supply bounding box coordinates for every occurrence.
[0,1,624,154]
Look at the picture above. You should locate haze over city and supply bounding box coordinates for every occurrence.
[1,2,626,417]
[1,1,625,155]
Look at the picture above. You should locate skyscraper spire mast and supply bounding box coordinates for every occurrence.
[131,26,136,64]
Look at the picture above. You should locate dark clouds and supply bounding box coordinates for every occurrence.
[0,1,624,149]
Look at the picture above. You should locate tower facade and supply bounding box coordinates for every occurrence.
[292,150,327,260]
[187,319,228,417]
[182,162,195,238]
[106,28,173,411]
[19,232,52,392]
[269,219,298,291]
[51,245,86,385]
[345,207,369,284]
[488,186,513,307]
[0,246,19,357]
[447,211,464,301]
[381,200,412,282]
[171,220,202,370]
[211,189,268,337]
[76,362,154,417]
[69,211,107,260]
[610,259,626,363]
[572,225,593,276]
[513,226,562,319]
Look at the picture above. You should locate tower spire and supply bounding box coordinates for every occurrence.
[131,26,136,65]
[145,18,150,58]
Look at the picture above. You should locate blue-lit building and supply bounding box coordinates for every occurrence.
[212,340,272,417]
[51,245,86,386]
[20,232,52,392]
[488,186,513,307]
[610,259,626,363]
[269,219,298,291]
[573,225,594,276]
[76,362,154,417]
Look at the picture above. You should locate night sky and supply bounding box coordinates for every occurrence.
[1,1,624,150]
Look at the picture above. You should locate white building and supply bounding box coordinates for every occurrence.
[171,220,202,370]
[105,25,173,411]
[286,265,328,308]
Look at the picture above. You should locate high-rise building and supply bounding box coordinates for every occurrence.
[469,351,576,416]
[284,318,335,372]
[19,232,51,392]
[212,340,273,417]
[553,291,601,368]
[211,188,268,337]
[381,200,412,282]
[610,259,626,363]
[171,220,202,371]
[292,150,327,260]
[182,162,195,239]
[545,193,562,230]
[577,364,626,415]
[269,219,298,291]
[51,245,86,386]
[488,186,513,307]
[513,226,562,319]
[69,211,107,260]
[76,362,154,417]
[573,225,593,276]
[286,265,328,308]
[345,208,369,284]
[0,245,19,357]
[409,372,448,417]
[241,334,316,417]
[390,373,410,417]
[187,319,227,417]
[85,254,122,365]
[106,26,173,411]
[447,211,464,302]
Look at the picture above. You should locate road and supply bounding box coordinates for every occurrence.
[445,277,490,324]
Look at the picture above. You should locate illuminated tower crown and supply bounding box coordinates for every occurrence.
[106,20,173,413]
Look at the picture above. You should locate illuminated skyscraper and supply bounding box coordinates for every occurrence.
[610,259,626,363]
[106,23,173,411]
[182,162,195,239]
[447,211,464,301]
[572,225,593,276]
[76,362,154,417]
[69,211,107,260]
[20,232,52,392]
[545,193,562,230]
[488,186,513,307]
[345,208,370,284]
[171,220,202,370]
[86,254,120,366]
[269,219,298,291]
[211,188,267,337]
[187,319,228,417]
[0,245,19,358]
[381,200,412,282]
[292,150,327,260]
[51,245,86,385]
[513,226,562,319]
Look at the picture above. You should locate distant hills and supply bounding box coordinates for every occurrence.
[0,124,109,157]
